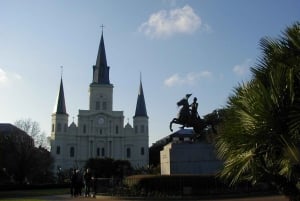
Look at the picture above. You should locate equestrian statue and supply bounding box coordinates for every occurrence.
[169,94,218,135]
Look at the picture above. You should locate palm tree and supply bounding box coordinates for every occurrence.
[216,22,300,200]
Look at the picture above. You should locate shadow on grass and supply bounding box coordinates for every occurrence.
[0,188,69,200]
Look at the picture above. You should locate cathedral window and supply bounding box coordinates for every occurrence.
[64,123,67,132]
[90,141,93,157]
[70,147,75,157]
[101,148,105,157]
[141,147,145,155]
[102,102,107,110]
[97,148,100,157]
[83,125,86,133]
[141,125,145,133]
[96,101,100,110]
[126,148,131,158]
[56,146,60,155]
[115,125,119,134]
[57,123,61,132]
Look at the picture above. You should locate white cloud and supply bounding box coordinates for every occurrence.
[164,71,212,87]
[233,59,251,76]
[0,68,8,84]
[139,5,201,39]
[0,68,22,87]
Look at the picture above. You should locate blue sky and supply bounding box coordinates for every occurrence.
[0,0,299,145]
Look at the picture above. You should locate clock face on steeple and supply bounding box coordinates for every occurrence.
[97,116,104,125]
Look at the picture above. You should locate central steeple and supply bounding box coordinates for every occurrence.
[89,29,113,112]
[92,31,110,84]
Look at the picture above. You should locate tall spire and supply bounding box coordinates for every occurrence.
[53,77,67,115]
[93,29,110,84]
[134,76,148,118]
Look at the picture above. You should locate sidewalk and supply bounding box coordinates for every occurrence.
[38,194,288,201]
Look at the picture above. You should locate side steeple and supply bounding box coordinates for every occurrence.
[92,31,110,84]
[134,77,148,118]
[51,75,68,137]
[53,78,67,115]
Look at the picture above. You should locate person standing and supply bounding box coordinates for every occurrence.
[70,169,77,197]
[84,168,92,197]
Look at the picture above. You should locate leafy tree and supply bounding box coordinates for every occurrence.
[0,135,54,184]
[15,118,48,149]
[216,22,300,200]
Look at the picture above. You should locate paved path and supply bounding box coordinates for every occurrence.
[38,194,288,201]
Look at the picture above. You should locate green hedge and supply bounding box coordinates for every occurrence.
[123,175,269,196]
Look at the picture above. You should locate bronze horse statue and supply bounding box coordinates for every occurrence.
[169,95,219,135]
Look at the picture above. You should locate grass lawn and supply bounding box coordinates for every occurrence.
[0,199,45,201]
[0,188,69,201]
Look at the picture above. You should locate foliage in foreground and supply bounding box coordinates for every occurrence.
[122,174,272,197]
[0,137,54,184]
[85,158,133,178]
[216,22,300,200]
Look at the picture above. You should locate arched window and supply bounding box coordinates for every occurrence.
[56,146,60,155]
[57,123,61,132]
[101,148,105,157]
[70,147,75,157]
[126,148,131,158]
[52,124,54,132]
[141,125,145,133]
[83,124,86,133]
[97,148,100,157]
[141,147,145,155]
[96,101,100,110]
[64,123,67,132]
[102,102,107,110]
[115,125,119,134]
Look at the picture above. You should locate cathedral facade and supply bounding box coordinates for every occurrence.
[50,32,149,170]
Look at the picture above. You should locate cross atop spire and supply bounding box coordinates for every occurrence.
[100,24,105,33]
[60,66,63,78]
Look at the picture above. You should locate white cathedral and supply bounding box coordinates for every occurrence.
[50,31,149,170]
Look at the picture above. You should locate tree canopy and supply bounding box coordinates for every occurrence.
[15,118,48,149]
[216,22,300,200]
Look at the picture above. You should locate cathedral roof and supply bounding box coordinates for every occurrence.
[70,122,77,128]
[134,79,148,118]
[125,122,133,129]
[93,31,110,84]
[53,78,67,115]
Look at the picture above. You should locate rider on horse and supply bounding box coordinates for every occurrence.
[190,97,199,120]
[170,94,217,135]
